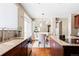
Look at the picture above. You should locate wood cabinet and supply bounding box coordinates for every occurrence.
[3,44,21,56]
[64,46,79,56]
[74,15,79,28]
[71,39,79,44]
[50,39,63,56]
[2,40,29,56]
[50,39,79,56]
[27,48,32,56]
[20,40,28,56]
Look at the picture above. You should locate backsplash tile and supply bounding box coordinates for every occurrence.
[0,30,18,42]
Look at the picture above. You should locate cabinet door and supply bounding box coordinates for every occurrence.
[50,40,56,55]
[54,42,63,56]
[16,43,22,56]
[21,44,28,56]
[74,15,79,28]
[3,45,21,56]
[50,39,63,56]
[27,48,32,56]
[21,41,28,56]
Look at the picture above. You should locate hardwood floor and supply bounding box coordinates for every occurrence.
[32,48,51,56]
[31,35,51,56]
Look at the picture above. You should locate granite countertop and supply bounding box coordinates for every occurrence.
[0,37,25,56]
[70,36,79,39]
[49,35,79,46]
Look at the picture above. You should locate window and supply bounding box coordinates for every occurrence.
[24,13,32,39]
[0,4,18,30]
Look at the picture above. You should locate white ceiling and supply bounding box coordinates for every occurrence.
[22,3,79,18]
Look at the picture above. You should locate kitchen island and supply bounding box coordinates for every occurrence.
[49,35,79,56]
[32,34,79,56]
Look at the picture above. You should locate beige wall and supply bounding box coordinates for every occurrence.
[61,18,68,37]
[64,18,68,38]
[33,17,68,38]
[17,5,24,37]
[51,17,68,38]
[33,18,51,32]
[16,4,26,37]
[16,4,32,37]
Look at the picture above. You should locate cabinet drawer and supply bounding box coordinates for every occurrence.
[71,39,79,44]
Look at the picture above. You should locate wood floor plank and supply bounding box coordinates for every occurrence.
[32,48,51,56]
